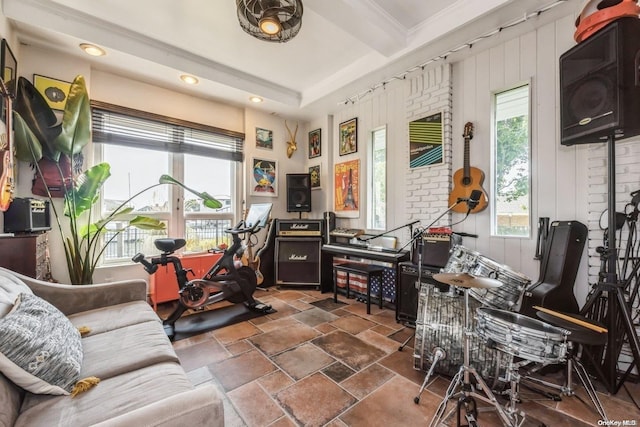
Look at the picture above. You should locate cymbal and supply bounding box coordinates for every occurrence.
[433,272,503,289]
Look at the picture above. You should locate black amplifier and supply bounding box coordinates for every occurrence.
[276,219,323,237]
[4,198,52,233]
[412,232,460,268]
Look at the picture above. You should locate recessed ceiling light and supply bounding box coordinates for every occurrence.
[249,96,263,103]
[79,43,106,57]
[180,74,199,85]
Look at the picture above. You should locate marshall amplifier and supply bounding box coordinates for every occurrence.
[276,219,323,237]
[275,237,322,287]
[3,198,52,233]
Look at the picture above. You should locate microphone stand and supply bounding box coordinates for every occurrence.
[357,220,421,245]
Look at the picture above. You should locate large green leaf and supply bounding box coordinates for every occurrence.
[12,111,43,162]
[159,174,222,209]
[52,75,91,156]
[129,216,166,230]
[65,162,111,218]
[13,77,61,161]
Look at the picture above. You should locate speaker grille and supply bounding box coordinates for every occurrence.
[275,237,321,286]
[560,18,640,145]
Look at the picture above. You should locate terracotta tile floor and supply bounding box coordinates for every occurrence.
[164,288,640,426]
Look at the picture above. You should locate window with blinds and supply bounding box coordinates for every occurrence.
[91,101,243,261]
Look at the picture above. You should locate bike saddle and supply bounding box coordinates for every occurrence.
[154,238,187,253]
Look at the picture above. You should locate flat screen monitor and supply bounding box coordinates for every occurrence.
[245,203,272,228]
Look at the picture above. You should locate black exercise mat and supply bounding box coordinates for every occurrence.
[309,298,347,312]
[172,301,275,341]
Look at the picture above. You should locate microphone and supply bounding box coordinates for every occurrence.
[467,190,483,210]
[453,232,478,238]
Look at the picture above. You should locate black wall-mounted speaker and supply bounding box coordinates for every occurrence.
[286,174,312,212]
[560,18,640,146]
[275,237,321,286]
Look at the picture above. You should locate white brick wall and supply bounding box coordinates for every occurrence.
[405,64,453,229]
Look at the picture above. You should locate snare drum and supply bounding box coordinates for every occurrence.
[444,245,530,312]
[413,284,503,380]
[476,307,569,364]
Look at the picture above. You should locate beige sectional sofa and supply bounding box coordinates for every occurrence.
[0,267,224,427]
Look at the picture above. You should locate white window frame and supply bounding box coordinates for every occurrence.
[91,102,243,263]
[490,82,532,238]
[367,125,387,231]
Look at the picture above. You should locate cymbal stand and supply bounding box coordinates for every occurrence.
[430,288,521,427]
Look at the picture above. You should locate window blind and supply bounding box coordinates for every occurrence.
[91,101,244,162]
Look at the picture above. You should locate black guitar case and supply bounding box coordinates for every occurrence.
[520,220,588,317]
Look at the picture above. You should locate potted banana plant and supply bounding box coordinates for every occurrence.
[12,75,220,284]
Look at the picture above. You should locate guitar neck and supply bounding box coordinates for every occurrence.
[463,137,470,178]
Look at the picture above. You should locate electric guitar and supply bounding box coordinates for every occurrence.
[0,79,14,212]
[448,122,488,213]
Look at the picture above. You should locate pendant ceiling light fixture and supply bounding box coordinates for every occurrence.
[236,0,303,43]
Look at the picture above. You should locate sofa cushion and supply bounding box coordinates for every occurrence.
[0,372,24,427]
[0,270,33,318]
[67,300,160,336]
[18,362,194,427]
[80,320,179,380]
[0,293,82,395]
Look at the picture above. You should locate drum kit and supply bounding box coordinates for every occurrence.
[413,245,609,427]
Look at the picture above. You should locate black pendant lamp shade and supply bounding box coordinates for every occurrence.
[236,0,303,43]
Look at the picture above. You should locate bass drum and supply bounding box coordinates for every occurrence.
[413,284,505,381]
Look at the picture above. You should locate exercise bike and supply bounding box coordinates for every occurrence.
[132,221,272,339]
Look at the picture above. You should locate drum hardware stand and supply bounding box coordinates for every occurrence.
[429,288,522,427]
[580,135,640,394]
[519,343,608,421]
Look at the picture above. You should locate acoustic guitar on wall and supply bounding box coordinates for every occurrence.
[448,122,488,213]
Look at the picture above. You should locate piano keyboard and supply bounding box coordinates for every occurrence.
[330,228,364,238]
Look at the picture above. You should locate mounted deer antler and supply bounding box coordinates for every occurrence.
[285,120,298,158]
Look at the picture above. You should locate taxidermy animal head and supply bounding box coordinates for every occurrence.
[285,120,298,158]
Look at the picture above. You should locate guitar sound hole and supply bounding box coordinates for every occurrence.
[462,177,471,186]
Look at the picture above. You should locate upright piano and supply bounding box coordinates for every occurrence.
[321,242,410,306]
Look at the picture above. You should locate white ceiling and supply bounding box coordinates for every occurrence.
[3,0,574,120]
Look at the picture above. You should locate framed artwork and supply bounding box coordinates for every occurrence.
[256,127,273,149]
[409,111,444,168]
[309,165,321,190]
[33,74,71,111]
[251,157,278,197]
[308,128,321,158]
[1,39,17,97]
[334,159,359,217]
[339,118,357,156]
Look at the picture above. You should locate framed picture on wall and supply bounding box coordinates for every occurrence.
[409,111,443,168]
[309,165,321,190]
[250,157,278,197]
[256,127,273,149]
[1,39,17,97]
[308,128,321,158]
[33,74,72,111]
[339,118,357,156]
[0,39,17,126]
[334,159,359,217]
